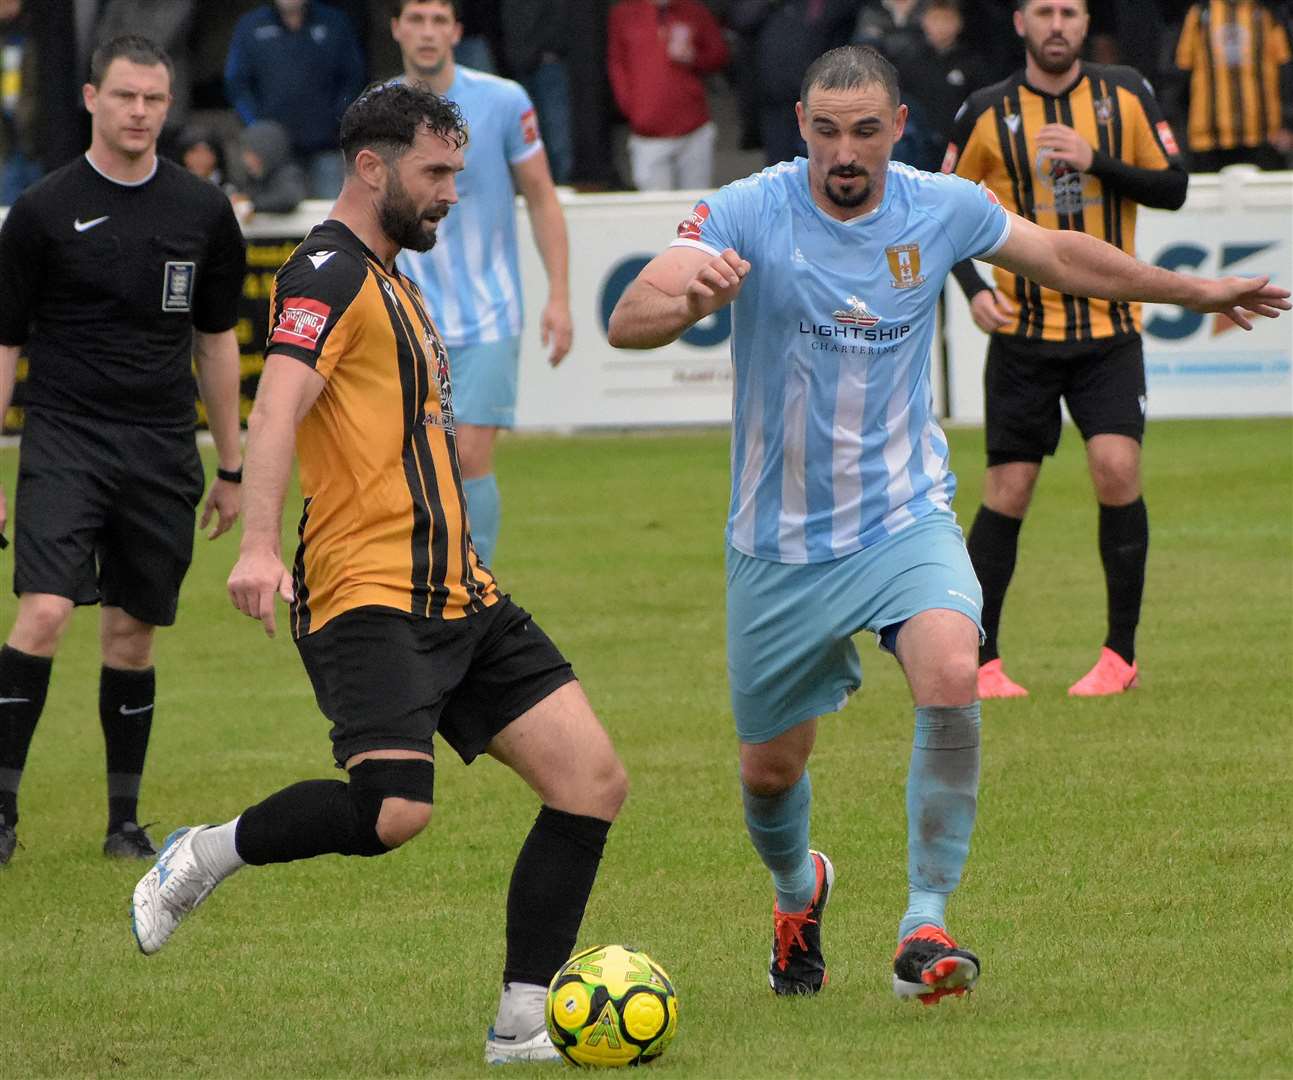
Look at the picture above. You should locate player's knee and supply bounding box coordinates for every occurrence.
[375,796,434,847]
[552,750,629,821]
[347,758,436,855]
[100,625,154,669]
[9,595,75,655]
[593,754,630,820]
[740,757,803,798]
[932,655,981,706]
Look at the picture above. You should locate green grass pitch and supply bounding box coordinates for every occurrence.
[0,417,1289,1078]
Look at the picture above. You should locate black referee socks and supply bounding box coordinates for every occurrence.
[0,645,53,825]
[100,665,155,832]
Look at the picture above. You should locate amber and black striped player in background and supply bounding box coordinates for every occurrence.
[1167,0,1293,171]
[942,0,1188,699]
[130,82,628,1068]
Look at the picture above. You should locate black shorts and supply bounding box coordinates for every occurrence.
[13,408,205,626]
[984,333,1147,465]
[295,597,577,768]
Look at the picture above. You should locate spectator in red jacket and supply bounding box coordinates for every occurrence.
[608,0,729,190]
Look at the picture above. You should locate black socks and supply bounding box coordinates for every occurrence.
[504,806,611,987]
[965,505,1023,665]
[1099,498,1148,664]
[0,645,53,825]
[100,665,155,832]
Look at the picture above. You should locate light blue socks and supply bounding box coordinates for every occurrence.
[463,473,501,566]
[899,703,981,941]
[742,770,818,912]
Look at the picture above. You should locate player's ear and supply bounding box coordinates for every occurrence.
[82,82,97,115]
[352,146,389,191]
[795,99,808,142]
[893,102,908,143]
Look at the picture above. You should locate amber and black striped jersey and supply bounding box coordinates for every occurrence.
[265,220,498,638]
[1173,0,1293,152]
[944,63,1188,344]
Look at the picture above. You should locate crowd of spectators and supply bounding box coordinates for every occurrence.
[1,0,1291,212]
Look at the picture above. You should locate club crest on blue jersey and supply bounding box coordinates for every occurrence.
[885,244,925,289]
[162,261,195,312]
[833,296,880,327]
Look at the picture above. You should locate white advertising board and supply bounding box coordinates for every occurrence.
[944,169,1293,421]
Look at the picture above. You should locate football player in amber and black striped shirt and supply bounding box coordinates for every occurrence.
[1169,0,1293,171]
[129,81,627,1068]
[0,36,246,866]
[942,0,1189,698]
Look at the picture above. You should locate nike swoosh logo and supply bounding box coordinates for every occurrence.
[0,696,31,705]
[74,215,110,232]
[119,703,154,716]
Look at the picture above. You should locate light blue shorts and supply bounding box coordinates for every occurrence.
[448,336,521,427]
[725,510,983,744]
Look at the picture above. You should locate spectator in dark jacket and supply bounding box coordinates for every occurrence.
[891,0,990,171]
[224,0,364,198]
[729,0,857,166]
[500,0,573,183]
[230,119,307,220]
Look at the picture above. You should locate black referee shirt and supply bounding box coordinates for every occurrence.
[0,155,247,427]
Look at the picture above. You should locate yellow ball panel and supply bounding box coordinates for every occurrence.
[551,980,592,1031]
[621,991,666,1042]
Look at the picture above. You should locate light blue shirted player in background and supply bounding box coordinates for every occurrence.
[610,45,1288,1004]
[392,0,572,566]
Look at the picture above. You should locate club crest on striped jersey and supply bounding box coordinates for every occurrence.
[833,295,881,327]
[1093,95,1114,125]
[885,243,925,289]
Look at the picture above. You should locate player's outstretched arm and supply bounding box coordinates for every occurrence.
[989,214,1292,329]
[227,354,325,638]
[608,246,750,349]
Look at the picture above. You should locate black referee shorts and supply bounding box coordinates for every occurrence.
[984,333,1147,466]
[13,408,205,626]
[295,597,577,769]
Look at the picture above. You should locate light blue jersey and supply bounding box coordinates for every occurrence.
[397,67,543,348]
[673,158,1009,564]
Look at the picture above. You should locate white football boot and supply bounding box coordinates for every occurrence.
[484,1023,561,1065]
[131,826,221,955]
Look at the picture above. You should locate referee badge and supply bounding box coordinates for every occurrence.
[162,260,196,312]
[885,244,925,289]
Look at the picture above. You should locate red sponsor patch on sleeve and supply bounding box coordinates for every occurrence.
[520,108,540,145]
[270,296,331,351]
[676,202,710,241]
[941,143,959,174]
[1156,120,1180,156]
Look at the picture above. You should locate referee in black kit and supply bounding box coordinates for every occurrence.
[0,35,247,865]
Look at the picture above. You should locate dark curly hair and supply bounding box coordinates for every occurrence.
[339,81,467,170]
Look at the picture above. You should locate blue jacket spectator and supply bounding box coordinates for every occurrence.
[224,0,364,197]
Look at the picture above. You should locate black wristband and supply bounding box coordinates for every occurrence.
[217,466,243,483]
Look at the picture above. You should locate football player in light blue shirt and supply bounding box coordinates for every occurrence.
[391,0,572,566]
[610,45,1288,1004]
